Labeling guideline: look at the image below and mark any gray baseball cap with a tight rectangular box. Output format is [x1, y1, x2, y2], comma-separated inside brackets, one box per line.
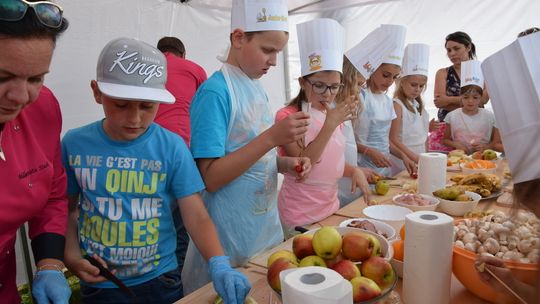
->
[96, 37, 174, 104]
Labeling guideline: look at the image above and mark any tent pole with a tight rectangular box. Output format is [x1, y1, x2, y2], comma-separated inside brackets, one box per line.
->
[283, 43, 291, 102]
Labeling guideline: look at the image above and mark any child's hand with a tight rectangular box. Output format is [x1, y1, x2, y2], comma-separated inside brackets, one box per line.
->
[292, 156, 311, 182]
[68, 254, 113, 283]
[366, 148, 392, 168]
[475, 255, 514, 291]
[429, 118, 440, 132]
[323, 101, 353, 127]
[360, 167, 378, 184]
[269, 111, 310, 146]
[351, 167, 371, 205]
[402, 156, 417, 176]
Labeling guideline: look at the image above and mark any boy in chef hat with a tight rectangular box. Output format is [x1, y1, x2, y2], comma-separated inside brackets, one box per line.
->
[346, 24, 415, 177]
[389, 43, 431, 175]
[442, 60, 504, 154]
[183, 0, 311, 294]
[475, 32, 540, 303]
[275, 18, 371, 237]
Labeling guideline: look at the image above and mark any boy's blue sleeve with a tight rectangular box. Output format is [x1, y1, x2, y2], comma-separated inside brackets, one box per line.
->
[61, 131, 81, 196]
[190, 73, 231, 159]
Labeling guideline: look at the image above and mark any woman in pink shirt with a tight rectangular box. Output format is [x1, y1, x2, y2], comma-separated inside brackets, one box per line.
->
[275, 18, 370, 237]
[0, 1, 70, 303]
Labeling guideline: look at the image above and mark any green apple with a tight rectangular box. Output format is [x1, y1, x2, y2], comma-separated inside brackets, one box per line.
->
[350, 276, 382, 302]
[292, 234, 315, 260]
[299, 255, 327, 267]
[312, 226, 343, 259]
[375, 180, 390, 195]
[482, 149, 498, 160]
[267, 249, 298, 268]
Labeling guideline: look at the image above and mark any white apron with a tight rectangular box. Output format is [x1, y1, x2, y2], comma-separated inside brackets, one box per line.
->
[182, 64, 283, 294]
[390, 98, 429, 175]
[354, 89, 395, 176]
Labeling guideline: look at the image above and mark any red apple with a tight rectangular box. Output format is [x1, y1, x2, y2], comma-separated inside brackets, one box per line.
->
[342, 232, 373, 262]
[350, 276, 381, 302]
[330, 259, 360, 281]
[267, 249, 298, 267]
[360, 256, 396, 290]
[364, 233, 382, 257]
[324, 252, 344, 269]
[299, 255, 327, 267]
[267, 257, 298, 292]
[293, 234, 315, 260]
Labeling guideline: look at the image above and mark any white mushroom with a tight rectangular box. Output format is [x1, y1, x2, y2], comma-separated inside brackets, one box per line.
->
[502, 250, 523, 261]
[502, 220, 515, 231]
[463, 232, 477, 244]
[484, 238, 500, 255]
[518, 239, 534, 254]
[455, 240, 465, 248]
[495, 252, 505, 258]
[500, 245, 509, 253]
[478, 245, 487, 254]
[507, 235, 519, 250]
[480, 252, 494, 258]
[527, 249, 540, 263]
[465, 242, 477, 253]
[456, 228, 468, 240]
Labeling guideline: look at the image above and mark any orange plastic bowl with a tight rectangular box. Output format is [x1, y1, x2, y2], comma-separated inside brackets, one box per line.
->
[452, 245, 539, 303]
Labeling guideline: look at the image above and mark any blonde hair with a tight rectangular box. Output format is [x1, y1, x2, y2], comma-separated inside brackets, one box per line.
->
[393, 75, 427, 114]
[335, 56, 363, 113]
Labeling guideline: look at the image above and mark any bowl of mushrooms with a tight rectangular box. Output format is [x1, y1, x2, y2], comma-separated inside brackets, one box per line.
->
[452, 210, 540, 303]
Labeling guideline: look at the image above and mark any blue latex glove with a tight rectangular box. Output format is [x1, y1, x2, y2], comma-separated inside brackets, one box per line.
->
[32, 270, 71, 304]
[208, 256, 251, 304]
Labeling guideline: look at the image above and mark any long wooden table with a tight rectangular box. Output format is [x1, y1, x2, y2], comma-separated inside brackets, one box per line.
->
[178, 166, 511, 303]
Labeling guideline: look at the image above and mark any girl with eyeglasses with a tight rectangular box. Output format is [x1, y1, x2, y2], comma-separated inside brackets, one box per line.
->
[0, 0, 70, 303]
[275, 19, 371, 237]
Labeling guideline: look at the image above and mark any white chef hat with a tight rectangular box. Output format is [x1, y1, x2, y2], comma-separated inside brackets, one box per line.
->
[297, 18, 345, 77]
[461, 60, 484, 89]
[345, 24, 407, 79]
[482, 32, 540, 184]
[230, 0, 288, 33]
[402, 43, 429, 77]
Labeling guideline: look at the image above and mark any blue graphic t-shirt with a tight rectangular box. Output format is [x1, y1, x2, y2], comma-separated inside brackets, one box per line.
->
[62, 121, 205, 287]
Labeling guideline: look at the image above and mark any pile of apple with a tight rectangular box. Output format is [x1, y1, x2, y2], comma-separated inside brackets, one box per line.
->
[266, 226, 396, 302]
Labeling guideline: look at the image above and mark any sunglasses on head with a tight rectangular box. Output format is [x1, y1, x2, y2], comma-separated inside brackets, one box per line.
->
[0, 0, 63, 28]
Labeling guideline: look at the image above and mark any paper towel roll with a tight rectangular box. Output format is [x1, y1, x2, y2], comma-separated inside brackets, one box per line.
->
[280, 266, 353, 304]
[417, 153, 447, 195]
[402, 211, 454, 304]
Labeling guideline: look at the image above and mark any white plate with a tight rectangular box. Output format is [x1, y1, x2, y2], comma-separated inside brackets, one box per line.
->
[363, 205, 413, 222]
[338, 218, 396, 240]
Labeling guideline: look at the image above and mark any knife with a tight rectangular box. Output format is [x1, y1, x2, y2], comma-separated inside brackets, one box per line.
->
[85, 255, 135, 297]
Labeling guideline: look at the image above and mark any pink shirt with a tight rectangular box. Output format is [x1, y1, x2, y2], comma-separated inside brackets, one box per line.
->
[0, 87, 68, 302]
[275, 106, 345, 227]
[154, 52, 207, 145]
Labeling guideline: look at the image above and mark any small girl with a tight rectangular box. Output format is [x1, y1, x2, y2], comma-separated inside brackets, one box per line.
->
[443, 60, 503, 154]
[336, 56, 377, 207]
[348, 25, 415, 177]
[275, 18, 370, 236]
[389, 43, 430, 175]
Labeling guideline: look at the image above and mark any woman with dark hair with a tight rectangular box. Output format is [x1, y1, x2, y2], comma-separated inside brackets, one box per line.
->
[429, 31, 489, 152]
[0, 1, 70, 302]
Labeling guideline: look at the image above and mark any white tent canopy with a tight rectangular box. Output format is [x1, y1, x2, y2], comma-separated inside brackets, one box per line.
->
[47, 0, 539, 135]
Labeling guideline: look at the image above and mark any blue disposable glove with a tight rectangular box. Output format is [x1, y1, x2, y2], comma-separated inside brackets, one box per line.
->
[208, 256, 251, 304]
[32, 270, 71, 304]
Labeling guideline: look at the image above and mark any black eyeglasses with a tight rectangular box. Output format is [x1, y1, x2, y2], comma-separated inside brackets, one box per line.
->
[0, 0, 63, 28]
[305, 79, 344, 95]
